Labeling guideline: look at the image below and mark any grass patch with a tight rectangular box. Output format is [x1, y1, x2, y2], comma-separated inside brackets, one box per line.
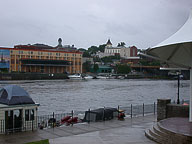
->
[26, 139, 49, 144]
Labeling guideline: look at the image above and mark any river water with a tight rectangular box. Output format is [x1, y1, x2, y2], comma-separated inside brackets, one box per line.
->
[0, 79, 190, 115]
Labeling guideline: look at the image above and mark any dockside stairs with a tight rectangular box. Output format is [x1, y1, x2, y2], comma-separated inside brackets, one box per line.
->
[145, 119, 192, 144]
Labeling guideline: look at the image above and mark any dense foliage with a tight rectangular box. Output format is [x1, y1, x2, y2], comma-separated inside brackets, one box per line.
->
[82, 44, 106, 57]
[101, 55, 120, 63]
[93, 64, 99, 73]
[83, 61, 91, 72]
[116, 64, 131, 74]
[139, 60, 160, 66]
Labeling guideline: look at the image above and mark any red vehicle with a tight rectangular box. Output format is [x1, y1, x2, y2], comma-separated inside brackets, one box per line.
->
[61, 116, 71, 124]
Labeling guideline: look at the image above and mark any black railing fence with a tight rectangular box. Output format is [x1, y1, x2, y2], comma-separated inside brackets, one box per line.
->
[0, 103, 157, 134]
[120, 103, 156, 117]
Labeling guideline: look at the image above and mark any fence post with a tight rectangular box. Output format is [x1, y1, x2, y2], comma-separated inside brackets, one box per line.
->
[53, 112, 54, 129]
[131, 104, 132, 118]
[154, 102, 156, 115]
[0, 120, 1, 133]
[32, 120, 33, 131]
[71, 110, 73, 126]
[88, 108, 90, 124]
[143, 103, 144, 117]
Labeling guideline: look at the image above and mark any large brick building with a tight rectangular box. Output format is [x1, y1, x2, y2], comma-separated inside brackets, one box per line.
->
[0, 39, 82, 74]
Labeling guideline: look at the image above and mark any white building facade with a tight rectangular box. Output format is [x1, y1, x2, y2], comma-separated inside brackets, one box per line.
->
[100, 39, 138, 59]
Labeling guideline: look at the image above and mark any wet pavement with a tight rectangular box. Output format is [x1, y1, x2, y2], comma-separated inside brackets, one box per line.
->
[159, 117, 192, 136]
[0, 114, 156, 144]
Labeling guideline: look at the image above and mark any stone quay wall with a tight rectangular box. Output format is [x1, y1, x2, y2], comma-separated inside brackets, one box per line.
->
[157, 99, 189, 121]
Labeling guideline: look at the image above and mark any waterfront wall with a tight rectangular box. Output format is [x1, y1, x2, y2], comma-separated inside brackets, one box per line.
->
[0, 73, 68, 80]
[167, 104, 189, 118]
[157, 99, 189, 121]
[157, 99, 171, 121]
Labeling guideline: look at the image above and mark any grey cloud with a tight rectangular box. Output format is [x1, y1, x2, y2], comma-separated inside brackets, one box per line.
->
[0, 0, 192, 49]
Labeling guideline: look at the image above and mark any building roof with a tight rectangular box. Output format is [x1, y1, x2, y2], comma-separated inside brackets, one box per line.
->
[106, 39, 112, 45]
[0, 85, 35, 105]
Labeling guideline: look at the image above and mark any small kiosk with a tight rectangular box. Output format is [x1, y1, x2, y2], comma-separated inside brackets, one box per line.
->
[0, 85, 39, 134]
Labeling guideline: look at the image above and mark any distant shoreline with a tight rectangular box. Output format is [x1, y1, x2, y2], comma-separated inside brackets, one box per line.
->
[0, 73, 186, 80]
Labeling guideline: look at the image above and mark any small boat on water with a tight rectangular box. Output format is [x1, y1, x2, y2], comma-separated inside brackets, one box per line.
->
[68, 74, 83, 79]
[83, 75, 93, 79]
[96, 76, 108, 79]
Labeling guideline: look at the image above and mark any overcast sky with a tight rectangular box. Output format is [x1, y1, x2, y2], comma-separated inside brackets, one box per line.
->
[0, 0, 192, 49]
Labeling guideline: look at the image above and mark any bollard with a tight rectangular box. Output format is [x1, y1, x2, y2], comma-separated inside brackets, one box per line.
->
[143, 103, 144, 117]
[131, 104, 132, 118]
[154, 102, 156, 115]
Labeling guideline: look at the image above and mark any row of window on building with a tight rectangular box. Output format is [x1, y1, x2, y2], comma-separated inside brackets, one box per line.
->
[12, 50, 81, 57]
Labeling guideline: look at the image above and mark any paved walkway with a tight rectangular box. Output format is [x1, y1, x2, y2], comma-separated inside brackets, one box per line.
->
[0, 114, 156, 144]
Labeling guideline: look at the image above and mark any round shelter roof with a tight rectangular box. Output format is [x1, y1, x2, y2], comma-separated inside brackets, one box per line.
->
[0, 85, 35, 105]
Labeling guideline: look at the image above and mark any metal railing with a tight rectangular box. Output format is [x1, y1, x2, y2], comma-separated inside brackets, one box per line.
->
[0, 102, 157, 134]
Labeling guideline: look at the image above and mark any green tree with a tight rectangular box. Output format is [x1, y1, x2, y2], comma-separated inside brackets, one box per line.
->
[116, 64, 131, 74]
[101, 55, 120, 63]
[83, 51, 91, 57]
[98, 44, 106, 52]
[87, 46, 98, 54]
[83, 61, 91, 72]
[93, 64, 99, 73]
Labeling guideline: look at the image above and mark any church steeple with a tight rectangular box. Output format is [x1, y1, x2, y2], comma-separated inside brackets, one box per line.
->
[57, 38, 63, 48]
[106, 39, 112, 47]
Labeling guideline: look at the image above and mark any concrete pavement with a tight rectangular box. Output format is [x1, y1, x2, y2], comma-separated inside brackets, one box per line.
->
[0, 114, 156, 144]
[49, 114, 157, 144]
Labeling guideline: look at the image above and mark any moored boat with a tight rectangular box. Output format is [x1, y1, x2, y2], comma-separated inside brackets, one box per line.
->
[68, 74, 84, 79]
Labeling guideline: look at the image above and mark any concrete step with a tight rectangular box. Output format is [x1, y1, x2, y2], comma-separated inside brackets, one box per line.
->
[157, 122, 173, 136]
[148, 127, 162, 140]
[153, 124, 167, 138]
[157, 121, 192, 144]
[145, 129, 161, 144]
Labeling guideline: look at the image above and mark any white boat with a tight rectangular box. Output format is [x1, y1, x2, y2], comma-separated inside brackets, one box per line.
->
[96, 76, 108, 79]
[83, 75, 93, 79]
[68, 74, 83, 79]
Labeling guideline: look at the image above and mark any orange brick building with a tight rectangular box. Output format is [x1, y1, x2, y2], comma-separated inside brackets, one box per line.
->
[0, 39, 82, 74]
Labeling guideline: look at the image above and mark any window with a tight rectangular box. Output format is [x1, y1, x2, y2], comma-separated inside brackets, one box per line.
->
[25, 110, 29, 121]
[30, 109, 34, 120]
[25, 109, 35, 121]
[19, 51, 23, 54]
[11, 59, 14, 64]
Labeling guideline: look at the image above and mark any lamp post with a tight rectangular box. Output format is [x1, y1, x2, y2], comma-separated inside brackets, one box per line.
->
[177, 72, 180, 104]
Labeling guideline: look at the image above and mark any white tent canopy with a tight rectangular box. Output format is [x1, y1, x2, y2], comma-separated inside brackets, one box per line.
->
[153, 9, 192, 48]
[147, 9, 192, 69]
[145, 9, 192, 122]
